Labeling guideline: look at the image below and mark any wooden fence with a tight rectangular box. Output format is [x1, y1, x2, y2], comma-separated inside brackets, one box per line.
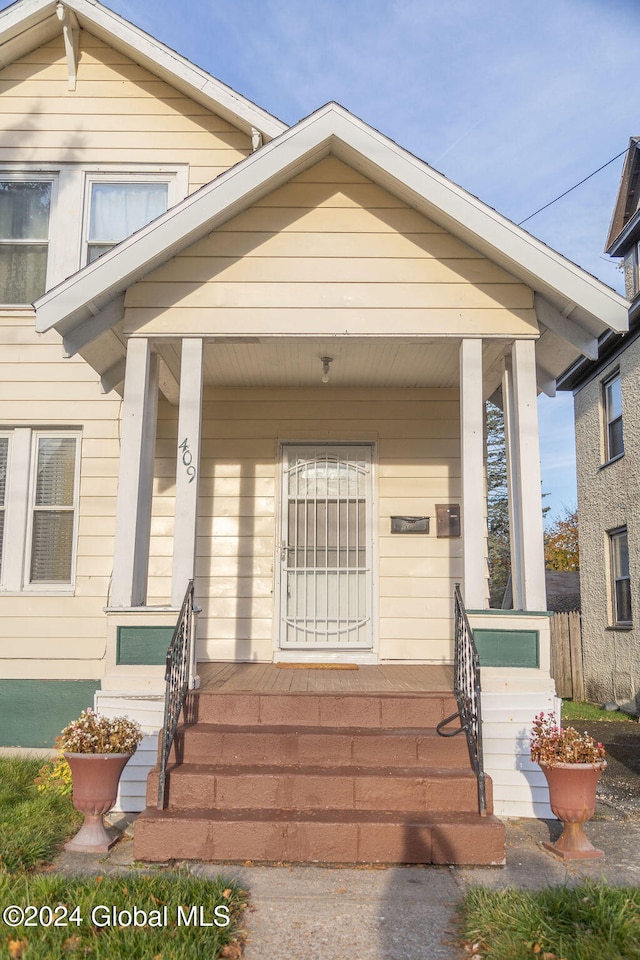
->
[550, 610, 584, 701]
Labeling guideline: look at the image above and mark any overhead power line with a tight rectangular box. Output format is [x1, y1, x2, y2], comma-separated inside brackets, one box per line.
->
[518, 148, 628, 226]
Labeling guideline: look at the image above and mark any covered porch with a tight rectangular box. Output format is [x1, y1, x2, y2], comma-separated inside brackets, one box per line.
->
[95, 333, 558, 823]
[102, 332, 548, 687]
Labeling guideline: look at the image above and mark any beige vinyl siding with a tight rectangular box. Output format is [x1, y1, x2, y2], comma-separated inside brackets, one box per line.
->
[0, 314, 119, 677]
[0, 33, 251, 189]
[148, 386, 460, 663]
[125, 157, 537, 339]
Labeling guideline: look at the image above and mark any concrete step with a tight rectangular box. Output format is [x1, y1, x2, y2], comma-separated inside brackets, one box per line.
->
[184, 690, 459, 729]
[133, 806, 506, 865]
[147, 762, 488, 813]
[169, 722, 470, 768]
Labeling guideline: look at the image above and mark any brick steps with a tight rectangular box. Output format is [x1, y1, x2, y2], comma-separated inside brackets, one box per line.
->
[134, 688, 505, 866]
[184, 691, 459, 728]
[147, 762, 486, 813]
[171, 723, 470, 767]
[134, 806, 506, 865]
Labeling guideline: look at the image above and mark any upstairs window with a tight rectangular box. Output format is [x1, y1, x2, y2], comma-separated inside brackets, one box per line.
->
[86, 181, 169, 263]
[603, 371, 623, 462]
[0, 164, 185, 302]
[609, 527, 631, 627]
[0, 180, 52, 304]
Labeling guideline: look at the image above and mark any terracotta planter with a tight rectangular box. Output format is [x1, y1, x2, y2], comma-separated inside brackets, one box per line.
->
[64, 752, 132, 852]
[540, 761, 606, 860]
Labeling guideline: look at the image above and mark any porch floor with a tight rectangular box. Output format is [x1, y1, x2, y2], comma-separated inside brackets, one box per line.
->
[196, 662, 454, 694]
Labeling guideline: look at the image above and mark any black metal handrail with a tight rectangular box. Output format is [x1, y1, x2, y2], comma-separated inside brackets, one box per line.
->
[157, 580, 195, 809]
[436, 583, 487, 815]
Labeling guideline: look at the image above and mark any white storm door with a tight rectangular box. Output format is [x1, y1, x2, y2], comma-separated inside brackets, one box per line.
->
[279, 444, 373, 650]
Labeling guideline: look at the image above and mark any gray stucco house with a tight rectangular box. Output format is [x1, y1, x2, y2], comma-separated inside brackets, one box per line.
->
[558, 137, 640, 713]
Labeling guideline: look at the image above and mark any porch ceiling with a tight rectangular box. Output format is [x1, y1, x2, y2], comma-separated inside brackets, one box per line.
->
[154, 336, 509, 394]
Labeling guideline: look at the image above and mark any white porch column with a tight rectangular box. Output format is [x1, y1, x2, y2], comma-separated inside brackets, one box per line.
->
[503, 339, 546, 610]
[171, 338, 204, 607]
[111, 338, 159, 607]
[502, 354, 523, 610]
[459, 338, 487, 608]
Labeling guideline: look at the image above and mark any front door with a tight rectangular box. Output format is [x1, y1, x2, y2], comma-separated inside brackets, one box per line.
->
[278, 444, 373, 655]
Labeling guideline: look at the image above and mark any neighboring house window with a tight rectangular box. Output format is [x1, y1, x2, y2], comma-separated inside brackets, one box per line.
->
[603, 371, 623, 461]
[609, 527, 631, 626]
[0, 179, 52, 304]
[86, 180, 169, 263]
[0, 430, 80, 591]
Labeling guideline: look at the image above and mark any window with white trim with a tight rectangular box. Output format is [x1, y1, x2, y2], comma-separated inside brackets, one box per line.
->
[29, 435, 78, 582]
[603, 371, 624, 462]
[0, 179, 53, 304]
[0, 165, 187, 304]
[85, 177, 169, 264]
[0, 429, 80, 591]
[609, 526, 631, 627]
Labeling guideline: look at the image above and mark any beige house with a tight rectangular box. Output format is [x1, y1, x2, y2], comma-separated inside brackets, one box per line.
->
[0, 0, 629, 860]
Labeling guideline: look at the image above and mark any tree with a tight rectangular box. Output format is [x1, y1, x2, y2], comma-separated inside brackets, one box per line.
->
[545, 507, 579, 571]
[486, 402, 510, 607]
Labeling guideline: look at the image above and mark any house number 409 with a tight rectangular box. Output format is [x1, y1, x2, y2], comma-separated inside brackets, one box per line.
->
[179, 437, 196, 483]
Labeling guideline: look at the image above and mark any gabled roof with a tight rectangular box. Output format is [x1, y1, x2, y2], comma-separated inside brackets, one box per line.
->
[0, 0, 286, 140]
[606, 137, 640, 256]
[35, 101, 629, 359]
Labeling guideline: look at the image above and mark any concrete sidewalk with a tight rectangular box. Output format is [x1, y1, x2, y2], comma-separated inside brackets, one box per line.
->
[51, 816, 640, 960]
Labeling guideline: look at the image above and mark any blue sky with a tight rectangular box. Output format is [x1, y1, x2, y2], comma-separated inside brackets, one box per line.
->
[7, 0, 639, 519]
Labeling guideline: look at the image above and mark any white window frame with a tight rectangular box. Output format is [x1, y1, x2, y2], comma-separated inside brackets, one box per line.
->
[0, 173, 57, 307]
[602, 369, 624, 463]
[0, 163, 188, 306]
[81, 171, 180, 267]
[609, 526, 632, 628]
[0, 428, 81, 594]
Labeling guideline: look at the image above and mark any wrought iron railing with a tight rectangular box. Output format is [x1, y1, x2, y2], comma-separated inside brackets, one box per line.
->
[436, 583, 487, 815]
[157, 580, 195, 809]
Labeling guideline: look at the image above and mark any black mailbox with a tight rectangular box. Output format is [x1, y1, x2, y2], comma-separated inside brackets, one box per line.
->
[390, 516, 430, 534]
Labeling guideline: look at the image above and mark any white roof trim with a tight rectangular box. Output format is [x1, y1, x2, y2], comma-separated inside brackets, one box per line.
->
[0, 0, 286, 139]
[35, 102, 629, 339]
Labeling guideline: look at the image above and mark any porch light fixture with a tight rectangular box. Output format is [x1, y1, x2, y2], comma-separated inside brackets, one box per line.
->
[320, 356, 333, 384]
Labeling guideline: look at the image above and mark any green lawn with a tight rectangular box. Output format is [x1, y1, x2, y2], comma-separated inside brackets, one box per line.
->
[0, 873, 248, 960]
[562, 700, 636, 723]
[461, 883, 640, 960]
[0, 755, 249, 959]
[0, 755, 82, 872]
